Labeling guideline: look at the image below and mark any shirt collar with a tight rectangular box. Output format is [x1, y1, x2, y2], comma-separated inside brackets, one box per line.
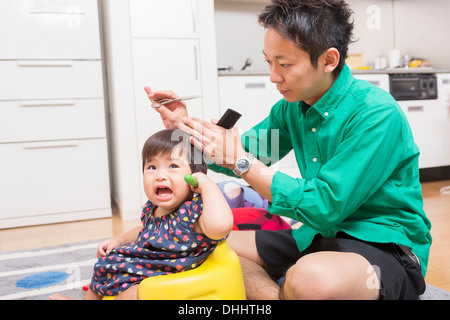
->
[308, 64, 354, 119]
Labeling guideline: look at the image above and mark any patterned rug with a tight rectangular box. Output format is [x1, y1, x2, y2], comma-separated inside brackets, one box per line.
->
[0, 239, 104, 300]
[1, 237, 449, 300]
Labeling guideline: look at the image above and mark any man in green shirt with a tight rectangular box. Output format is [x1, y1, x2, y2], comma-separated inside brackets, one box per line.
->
[145, 0, 431, 300]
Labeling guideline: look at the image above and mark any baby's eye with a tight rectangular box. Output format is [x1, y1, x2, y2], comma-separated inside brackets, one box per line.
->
[147, 165, 156, 170]
[169, 164, 179, 169]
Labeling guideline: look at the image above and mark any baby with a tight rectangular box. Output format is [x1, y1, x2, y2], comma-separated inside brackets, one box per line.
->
[51, 129, 233, 300]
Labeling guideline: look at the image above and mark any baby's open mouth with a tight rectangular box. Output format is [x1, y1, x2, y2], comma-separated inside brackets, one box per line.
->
[156, 186, 173, 196]
[154, 186, 173, 201]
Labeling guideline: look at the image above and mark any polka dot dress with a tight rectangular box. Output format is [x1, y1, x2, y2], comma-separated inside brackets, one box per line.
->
[90, 195, 219, 296]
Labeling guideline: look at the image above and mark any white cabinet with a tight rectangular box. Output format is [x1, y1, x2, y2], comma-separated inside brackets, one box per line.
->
[218, 75, 301, 178]
[398, 73, 450, 169]
[0, 0, 111, 229]
[101, 0, 220, 219]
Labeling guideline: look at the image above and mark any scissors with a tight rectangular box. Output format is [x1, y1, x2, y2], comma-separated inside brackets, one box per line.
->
[152, 95, 201, 108]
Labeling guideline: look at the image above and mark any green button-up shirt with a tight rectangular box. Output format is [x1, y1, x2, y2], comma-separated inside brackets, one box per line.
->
[211, 65, 432, 276]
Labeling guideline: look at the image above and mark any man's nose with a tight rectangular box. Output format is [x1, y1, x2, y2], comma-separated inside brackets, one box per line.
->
[270, 66, 283, 83]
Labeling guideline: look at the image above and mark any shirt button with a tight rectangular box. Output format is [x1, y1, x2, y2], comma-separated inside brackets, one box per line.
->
[313, 157, 318, 163]
[324, 112, 329, 117]
[312, 128, 316, 132]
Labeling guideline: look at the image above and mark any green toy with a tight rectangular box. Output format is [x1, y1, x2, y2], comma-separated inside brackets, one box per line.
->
[184, 174, 198, 188]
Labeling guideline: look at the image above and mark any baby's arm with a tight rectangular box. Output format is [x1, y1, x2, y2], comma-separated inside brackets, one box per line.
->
[191, 173, 233, 240]
[97, 226, 142, 258]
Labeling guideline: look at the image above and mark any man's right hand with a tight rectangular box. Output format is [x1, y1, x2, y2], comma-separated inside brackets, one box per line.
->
[144, 86, 188, 129]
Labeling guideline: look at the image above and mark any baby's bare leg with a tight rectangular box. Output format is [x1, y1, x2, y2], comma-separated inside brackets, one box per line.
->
[49, 288, 102, 300]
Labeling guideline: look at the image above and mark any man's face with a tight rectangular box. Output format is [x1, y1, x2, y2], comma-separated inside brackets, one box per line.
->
[263, 27, 330, 106]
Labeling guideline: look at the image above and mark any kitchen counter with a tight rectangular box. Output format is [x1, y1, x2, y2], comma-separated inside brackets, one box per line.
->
[218, 67, 450, 76]
[352, 68, 450, 74]
[218, 69, 270, 76]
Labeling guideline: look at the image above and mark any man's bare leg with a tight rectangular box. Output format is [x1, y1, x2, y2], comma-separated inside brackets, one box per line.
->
[228, 231, 380, 300]
[227, 230, 279, 300]
[239, 256, 280, 299]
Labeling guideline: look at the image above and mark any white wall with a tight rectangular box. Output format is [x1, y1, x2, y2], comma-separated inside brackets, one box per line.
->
[214, 1, 267, 71]
[214, 0, 450, 70]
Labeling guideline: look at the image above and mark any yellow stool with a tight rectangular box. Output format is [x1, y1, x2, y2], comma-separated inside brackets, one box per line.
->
[103, 240, 246, 300]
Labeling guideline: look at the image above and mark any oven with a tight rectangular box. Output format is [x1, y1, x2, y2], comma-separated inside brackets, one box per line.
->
[389, 73, 438, 100]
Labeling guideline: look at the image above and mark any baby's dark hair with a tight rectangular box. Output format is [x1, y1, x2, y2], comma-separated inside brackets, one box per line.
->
[142, 129, 208, 174]
[258, 0, 354, 76]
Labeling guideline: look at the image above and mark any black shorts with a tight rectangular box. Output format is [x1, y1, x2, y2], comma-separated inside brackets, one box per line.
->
[255, 230, 426, 300]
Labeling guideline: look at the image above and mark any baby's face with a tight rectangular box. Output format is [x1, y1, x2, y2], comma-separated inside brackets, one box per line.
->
[143, 150, 192, 215]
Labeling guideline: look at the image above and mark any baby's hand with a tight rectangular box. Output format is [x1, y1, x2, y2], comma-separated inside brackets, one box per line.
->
[189, 172, 214, 194]
[97, 238, 121, 258]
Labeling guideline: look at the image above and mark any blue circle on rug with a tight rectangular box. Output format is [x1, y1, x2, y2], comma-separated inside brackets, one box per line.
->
[16, 271, 69, 289]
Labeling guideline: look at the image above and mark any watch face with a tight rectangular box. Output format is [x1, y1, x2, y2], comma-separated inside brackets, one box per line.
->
[237, 158, 250, 171]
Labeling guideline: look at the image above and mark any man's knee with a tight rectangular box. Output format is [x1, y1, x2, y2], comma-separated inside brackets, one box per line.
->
[281, 252, 379, 300]
[282, 253, 344, 300]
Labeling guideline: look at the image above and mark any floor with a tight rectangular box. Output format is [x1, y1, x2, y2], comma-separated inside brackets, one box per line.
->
[1, 180, 449, 291]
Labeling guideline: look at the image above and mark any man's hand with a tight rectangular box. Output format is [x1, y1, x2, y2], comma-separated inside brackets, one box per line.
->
[144, 86, 188, 129]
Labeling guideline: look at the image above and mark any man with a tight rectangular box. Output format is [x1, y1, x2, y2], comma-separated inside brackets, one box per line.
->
[145, 0, 431, 300]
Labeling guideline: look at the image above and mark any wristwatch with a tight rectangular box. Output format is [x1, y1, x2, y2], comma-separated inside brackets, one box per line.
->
[233, 153, 255, 176]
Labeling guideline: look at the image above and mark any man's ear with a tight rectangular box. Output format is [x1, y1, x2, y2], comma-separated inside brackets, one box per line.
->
[321, 47, 340, 74]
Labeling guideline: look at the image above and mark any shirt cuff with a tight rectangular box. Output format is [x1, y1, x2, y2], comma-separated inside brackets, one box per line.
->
[268, 171, 304, 217]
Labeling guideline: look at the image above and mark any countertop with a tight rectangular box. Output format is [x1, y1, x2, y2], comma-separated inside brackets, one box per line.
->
[218, 67, 450, 76]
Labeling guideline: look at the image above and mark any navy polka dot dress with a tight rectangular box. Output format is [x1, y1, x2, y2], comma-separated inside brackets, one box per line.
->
[90, 194, 219, 296]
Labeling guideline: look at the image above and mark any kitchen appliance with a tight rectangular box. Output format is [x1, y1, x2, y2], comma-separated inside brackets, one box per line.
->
[389, 73, 438, 100]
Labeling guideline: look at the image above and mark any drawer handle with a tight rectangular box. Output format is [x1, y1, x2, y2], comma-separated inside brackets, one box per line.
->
[23, 140, 79, 150]
[407, 106, 424, 112]
[20, 100, 76, 107]
[245, 83, 266, 89]
[17, 60, 73, 67]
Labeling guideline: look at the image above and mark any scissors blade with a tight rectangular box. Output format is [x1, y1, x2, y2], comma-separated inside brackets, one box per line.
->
[153, 95, 201, 108]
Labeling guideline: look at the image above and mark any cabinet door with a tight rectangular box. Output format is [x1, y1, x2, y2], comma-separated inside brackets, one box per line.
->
[399, 100, 450, 168]
[129, 0, 198, 38]
[218, 76, 280, 132]
[0, 0, 101, 59]
[0, 139, 111, 220]
[132, 38, 203, 150]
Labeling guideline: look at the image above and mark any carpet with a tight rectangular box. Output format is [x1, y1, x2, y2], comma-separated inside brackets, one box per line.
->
[1, 238, 449, 300]
[0, 239, 104, 300]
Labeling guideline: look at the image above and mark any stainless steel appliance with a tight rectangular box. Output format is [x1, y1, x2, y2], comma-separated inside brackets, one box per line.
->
[389, 73, 438, 100]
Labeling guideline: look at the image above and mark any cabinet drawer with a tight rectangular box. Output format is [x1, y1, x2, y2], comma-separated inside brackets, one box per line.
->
[0, 139, 111, 219]
[129, 0, 198, 38]
[0, 99, 106, 143]
[0, 0, 100, 59]
[0, 60, 103, 101]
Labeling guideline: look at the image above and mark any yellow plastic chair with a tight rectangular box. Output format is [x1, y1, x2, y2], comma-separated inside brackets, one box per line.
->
[103, 240, 246, 300]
